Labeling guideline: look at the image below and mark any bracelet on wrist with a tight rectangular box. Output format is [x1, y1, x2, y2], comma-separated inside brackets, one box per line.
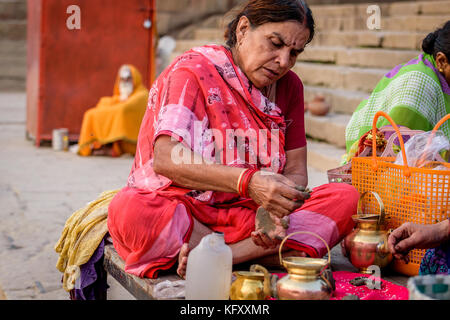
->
[237, 168, 258, 198]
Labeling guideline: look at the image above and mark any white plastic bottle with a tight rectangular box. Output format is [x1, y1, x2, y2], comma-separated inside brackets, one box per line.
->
[185, 232, 232, 300]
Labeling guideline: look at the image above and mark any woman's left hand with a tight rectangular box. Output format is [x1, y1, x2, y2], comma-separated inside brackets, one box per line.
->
[251, 229, 281, 249]
[252, 208, 287, 248]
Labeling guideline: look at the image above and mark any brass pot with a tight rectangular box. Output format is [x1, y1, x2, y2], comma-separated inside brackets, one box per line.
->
[229, 264, 272, 300]
[277, 231, 333, 300]
[342, 191, 393, 273]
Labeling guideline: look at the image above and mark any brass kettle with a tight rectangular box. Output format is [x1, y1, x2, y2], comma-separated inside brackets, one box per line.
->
[342, 191, 393, 273]
[229, 264, 274, 300]
[277, 231, 334, 300]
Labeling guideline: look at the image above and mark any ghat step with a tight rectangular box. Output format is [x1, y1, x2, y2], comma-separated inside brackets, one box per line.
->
[305, 112, 351, 149]
[0, 0, 27, 21]
[299, 46, 419, 69]
[0, 40, 26, 91]
[304, 85, 366, 115]
[293, 62, 388, 93]
[314, 14, 449, 32]
[0, 20, 27, 41]
[307, 138, 345, 173]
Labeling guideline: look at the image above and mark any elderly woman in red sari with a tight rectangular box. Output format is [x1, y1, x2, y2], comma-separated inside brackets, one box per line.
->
[108, 0, 359, 279]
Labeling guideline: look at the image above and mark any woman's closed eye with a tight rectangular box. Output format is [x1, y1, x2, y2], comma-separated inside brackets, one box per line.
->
[271, 40, 283, 48]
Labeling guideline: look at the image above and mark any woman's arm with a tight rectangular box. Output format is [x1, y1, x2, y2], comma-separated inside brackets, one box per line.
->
[153, 135, 309, 218]
[153, 135, 243, 193]
[283, 146, 308, 188]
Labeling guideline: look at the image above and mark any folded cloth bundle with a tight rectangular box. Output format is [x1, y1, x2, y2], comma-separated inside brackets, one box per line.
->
[55, 189, 119, 292]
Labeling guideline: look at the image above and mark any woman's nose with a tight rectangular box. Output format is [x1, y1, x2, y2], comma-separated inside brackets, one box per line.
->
[275, 50, 291, 69]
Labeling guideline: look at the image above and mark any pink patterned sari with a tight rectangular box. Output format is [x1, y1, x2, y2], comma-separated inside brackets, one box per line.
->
[107, 45, 358, 278]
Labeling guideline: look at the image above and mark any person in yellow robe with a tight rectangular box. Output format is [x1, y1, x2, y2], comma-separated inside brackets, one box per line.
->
[77, 64, 149, 157]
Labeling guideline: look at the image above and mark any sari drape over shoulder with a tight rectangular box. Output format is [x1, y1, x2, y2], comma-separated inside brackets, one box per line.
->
[77, 65, 149, 156]
[345, 53, 450, 152]
[108, 45, 358, 278]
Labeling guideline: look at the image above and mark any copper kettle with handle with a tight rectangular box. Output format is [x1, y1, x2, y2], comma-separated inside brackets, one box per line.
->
[342, 191, 393, 273]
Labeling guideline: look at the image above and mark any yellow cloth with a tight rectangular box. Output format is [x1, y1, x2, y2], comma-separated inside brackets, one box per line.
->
[77, 65, 149, 156]
[54, 189, 119, 292]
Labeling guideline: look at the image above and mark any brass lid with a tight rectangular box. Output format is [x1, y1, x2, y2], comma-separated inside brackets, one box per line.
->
[282, 257, 328, 274]
[234, 271, 265, 279]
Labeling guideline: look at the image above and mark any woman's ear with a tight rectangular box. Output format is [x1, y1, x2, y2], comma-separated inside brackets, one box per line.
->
[235, 16, 251, 45]
[436, 52, 448, 72]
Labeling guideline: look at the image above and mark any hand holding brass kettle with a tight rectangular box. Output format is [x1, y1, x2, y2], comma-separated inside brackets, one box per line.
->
[342, 191, 393, 273]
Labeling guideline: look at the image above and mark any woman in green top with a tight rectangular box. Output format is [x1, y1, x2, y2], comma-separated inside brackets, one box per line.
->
[344, 21, 450, 158]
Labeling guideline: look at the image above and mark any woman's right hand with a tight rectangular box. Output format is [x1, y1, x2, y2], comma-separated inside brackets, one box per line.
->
[387, 220, 450, 263]
[247, 171, 310, 219]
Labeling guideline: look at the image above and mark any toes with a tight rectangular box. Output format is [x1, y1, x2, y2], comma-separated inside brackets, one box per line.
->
[177, 243, 190, 279]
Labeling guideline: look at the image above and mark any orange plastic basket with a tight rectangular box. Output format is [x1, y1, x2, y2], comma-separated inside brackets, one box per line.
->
[352, 111, 450, 276]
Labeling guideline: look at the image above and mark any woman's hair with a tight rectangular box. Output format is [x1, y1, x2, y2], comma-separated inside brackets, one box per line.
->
[224, 0, 315, 48]
[422, 20, 450, 60]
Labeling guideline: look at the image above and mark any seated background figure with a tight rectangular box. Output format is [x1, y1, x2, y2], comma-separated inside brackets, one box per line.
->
[77, 64, 149, 157]
[343, 21, 450, 163]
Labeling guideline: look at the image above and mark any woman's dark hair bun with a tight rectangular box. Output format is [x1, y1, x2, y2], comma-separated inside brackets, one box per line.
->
[421, 20, 450, 59]
[422, 30, 438, 54]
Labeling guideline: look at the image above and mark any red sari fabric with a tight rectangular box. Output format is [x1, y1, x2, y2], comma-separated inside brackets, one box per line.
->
[107, 45, 358, 278]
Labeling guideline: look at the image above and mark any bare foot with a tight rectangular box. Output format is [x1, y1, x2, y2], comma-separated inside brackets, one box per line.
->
[92, 146, 112, 156]
[177, 243, 190, 279]
[283, 249, 308, 258]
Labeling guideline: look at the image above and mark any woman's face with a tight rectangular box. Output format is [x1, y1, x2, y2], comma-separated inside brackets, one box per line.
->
[436, 52, 450, 86]
[233, 17, 310, 89]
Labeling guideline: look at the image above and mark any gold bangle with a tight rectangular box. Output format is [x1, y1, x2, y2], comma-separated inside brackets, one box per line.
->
[236, 169, 248, 194]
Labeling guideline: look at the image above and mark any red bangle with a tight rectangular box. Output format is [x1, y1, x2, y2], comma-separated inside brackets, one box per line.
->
[239, 169, 258, 198]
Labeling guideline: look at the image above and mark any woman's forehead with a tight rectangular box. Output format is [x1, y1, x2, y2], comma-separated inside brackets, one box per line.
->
[257, 21, 309, 48]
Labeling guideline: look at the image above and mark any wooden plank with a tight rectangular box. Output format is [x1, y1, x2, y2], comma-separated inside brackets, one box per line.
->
[103, 243, 183, 300]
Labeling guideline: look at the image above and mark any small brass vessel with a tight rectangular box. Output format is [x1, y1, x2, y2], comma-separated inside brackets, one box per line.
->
[342, 191, 393, 273]
[277, 231, 333, 300]
[229, 264, 272, 300]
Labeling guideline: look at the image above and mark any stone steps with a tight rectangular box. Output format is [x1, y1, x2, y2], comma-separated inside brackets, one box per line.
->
[307, 138, 345, 173]
[0, 0, 27, 92]
[0, 55, 26, 78]
[304, 85, 366, 115]
[304, 112, 351, 148]
[0, 20, 27, 41]
[313, 14, 449, 32]
[311, 30, 427, 50]
[299, 46, 419, 69]
[0, 40, 27, 91]
[0, 0, 27, 20]
[293, 62, 388, 93]
[383, 15, 450, 32]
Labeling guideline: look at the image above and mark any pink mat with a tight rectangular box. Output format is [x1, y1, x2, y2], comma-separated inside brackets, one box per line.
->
[273, 271, 409, 300]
